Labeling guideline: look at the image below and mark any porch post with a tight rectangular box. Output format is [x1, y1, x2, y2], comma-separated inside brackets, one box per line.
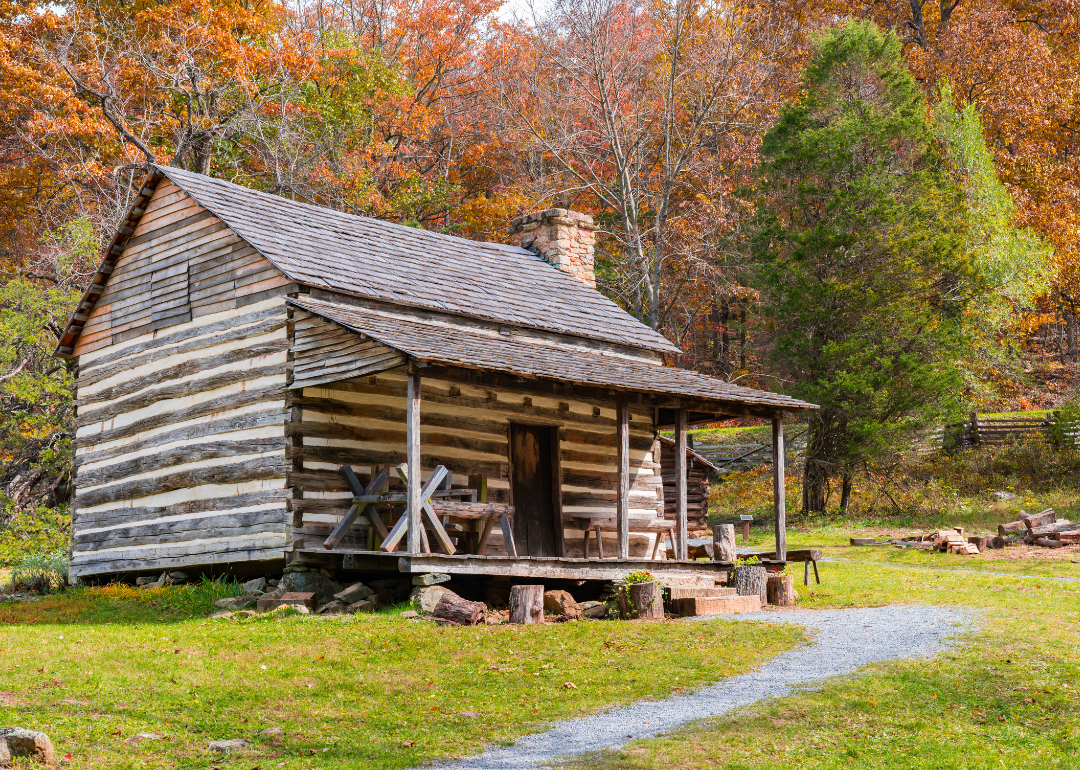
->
[675, 408, 688, 561]
[406, 369, 422, 555]
[772, 413, 786, 562]
[616, 401, 630, 560]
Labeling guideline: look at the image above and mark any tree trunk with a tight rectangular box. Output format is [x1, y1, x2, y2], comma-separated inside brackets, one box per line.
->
[713, 524, 736, 562]
[734, 565, 767, 602]
[1068, 310, 1077, 362]
[508, 585, 545, 624]
[766, 573, 796, 607]
[431, 594, 486, 626]
[840, 473, 853, 514]
[621, 581, 663, 620]
[802, 458, 828, 513]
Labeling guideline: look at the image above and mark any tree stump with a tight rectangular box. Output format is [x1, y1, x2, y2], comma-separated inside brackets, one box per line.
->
[766, 573, 796, 607]
[508, 585, 545, 624]
[431, 593, 486, 626]
[734, 565, 767, 602]
[620, 581, 663, 620]
[713, 524, 736, 563]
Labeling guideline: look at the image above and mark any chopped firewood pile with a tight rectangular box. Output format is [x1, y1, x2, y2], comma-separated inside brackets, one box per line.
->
[997, 508, 1079, 548]
[850, 531, 1002, 554]
[848, 507, 1078, 555]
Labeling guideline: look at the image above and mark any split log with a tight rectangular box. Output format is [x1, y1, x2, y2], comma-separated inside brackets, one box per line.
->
[734, 565, 767, 602]
[508, 585, 545, 624]
[621, 581, 664, 620]
[1028, 522, 1077, 537]
[1023, 509, 1057, 530]
[431, 594, 486, 626]
[967, 536, 989, 553]
[713, 524, 736, 563]
[766, 574, 797, 607]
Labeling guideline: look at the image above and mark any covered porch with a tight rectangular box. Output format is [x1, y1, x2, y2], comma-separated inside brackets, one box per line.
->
[286, 296, 814, 581]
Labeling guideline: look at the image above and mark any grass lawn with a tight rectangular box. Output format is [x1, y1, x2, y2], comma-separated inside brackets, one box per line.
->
[558, 556, 1080, 770]
[0, 583, 802, 769]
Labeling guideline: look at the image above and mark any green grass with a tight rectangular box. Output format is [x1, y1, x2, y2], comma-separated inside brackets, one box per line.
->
[556, 555, 1080, 770]
[0, 583, 802, 769]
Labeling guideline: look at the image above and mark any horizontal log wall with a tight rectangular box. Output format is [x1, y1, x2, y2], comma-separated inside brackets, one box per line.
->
[660, 448, 711, 529]
[70, 184, 292, 579]
[287, 370, 665, 558]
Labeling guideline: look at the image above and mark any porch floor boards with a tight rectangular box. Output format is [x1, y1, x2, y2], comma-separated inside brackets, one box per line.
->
[295, 549, 774, 583]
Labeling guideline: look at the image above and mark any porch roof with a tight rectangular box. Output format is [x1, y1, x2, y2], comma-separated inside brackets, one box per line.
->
[288, 296, 816, 416]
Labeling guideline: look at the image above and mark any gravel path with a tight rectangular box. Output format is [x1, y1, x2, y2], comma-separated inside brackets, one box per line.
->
[823, 556, 1080, 582]
[428, 605, 976, 770]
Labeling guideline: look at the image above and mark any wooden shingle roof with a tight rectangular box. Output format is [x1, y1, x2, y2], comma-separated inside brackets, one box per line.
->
[156, 166, 679, 354]
[289, 297, 816, 414]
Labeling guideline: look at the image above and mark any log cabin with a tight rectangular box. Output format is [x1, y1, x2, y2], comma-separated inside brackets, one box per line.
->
[57, 166, 816, 585]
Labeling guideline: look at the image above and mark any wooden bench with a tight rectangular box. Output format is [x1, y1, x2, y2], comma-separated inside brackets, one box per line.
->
[748, 548, 823, 585]
[572, 517, 674, 560]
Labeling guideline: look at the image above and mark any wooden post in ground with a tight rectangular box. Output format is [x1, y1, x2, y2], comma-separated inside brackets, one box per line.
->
[675, 408, 688, 561]
[616, 401, 630, 560]
[772, 415, 787, 562]
[508, 585, 544, 624]
[406, 369, 422, 555]
[713, 524, 736, 562]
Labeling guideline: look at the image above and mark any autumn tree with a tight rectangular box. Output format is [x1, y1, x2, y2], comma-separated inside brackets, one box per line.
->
[753, 21, 968, 513]
[822, 0, 1080, 361]
[491, 0, 797, 337]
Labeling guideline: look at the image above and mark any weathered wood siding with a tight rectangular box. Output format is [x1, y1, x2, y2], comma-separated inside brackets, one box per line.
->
[287, 366, 666, 558]
[69, 184, 293, 578]
[291, 314, 406, 389]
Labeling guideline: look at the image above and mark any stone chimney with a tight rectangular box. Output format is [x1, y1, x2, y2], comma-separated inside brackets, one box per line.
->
[509, 209, 598, 288]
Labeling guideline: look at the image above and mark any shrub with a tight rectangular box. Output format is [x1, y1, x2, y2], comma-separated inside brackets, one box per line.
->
[0, 501, 71, 564]
[10, 549, 68, 593]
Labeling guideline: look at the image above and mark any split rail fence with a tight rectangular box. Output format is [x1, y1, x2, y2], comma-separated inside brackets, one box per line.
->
[920, 412, 1078, 453]
[693, 429, 807, 476]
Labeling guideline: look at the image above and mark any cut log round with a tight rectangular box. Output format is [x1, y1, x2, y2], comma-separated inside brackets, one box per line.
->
[621, 581, 664, 620]
[431, 594, 486, 626]
[1035, 537, 1064, 549]
[713, 524, 736, 563]
[998, 521, 1026, 536]
[508, 585, 545, 624]
[734, 565, 767, 602]
[989, 536, 1006, 549]
[766, 574, 796, 607]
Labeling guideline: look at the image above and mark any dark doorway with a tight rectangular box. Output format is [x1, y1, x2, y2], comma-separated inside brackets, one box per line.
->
[509, 424, 558, 557]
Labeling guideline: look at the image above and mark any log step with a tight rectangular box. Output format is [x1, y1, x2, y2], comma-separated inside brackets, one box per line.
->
[668, 586, 737, 600]
[671, 595, 762, 616]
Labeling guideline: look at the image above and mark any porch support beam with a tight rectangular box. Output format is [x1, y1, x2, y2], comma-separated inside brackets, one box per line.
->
[772, 414, 787, 562]
[675, 408, 688, 561]
[406, 368, 422, 555]
[616, 400, 630, 560]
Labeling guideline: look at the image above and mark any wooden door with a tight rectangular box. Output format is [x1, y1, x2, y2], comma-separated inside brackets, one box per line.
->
[509, 424, 558, 557]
